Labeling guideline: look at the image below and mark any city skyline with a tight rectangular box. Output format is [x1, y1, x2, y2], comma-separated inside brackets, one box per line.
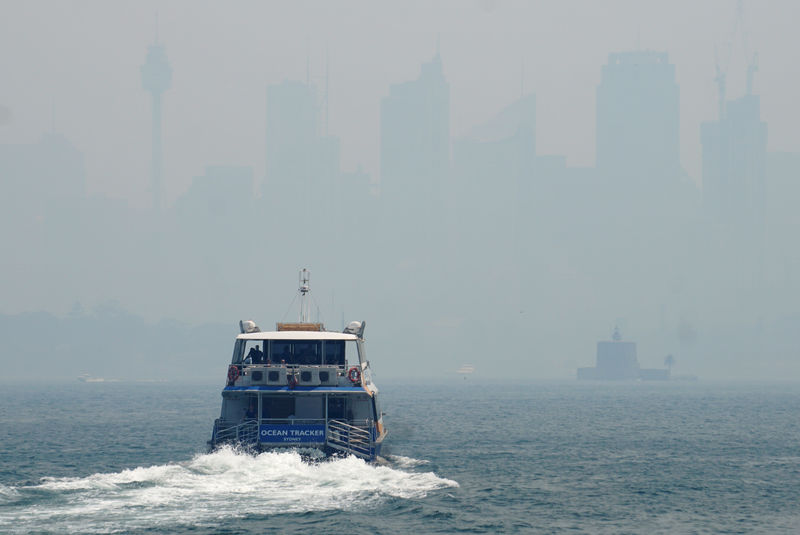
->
[0, 44, 779, 209]
[2, 1, 800, 382]
[1, 1, 798, 208]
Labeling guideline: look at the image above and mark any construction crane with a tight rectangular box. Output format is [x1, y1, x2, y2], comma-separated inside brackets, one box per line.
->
[746, 52, 759, 96]
[714, 47, 727, 120]
[713, 0, 759, 116]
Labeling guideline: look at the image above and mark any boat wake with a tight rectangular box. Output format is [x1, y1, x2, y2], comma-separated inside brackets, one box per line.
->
[0, 447, 457, 533]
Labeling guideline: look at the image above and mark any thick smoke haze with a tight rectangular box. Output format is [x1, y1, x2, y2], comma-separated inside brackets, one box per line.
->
[1, 1, 799, 382]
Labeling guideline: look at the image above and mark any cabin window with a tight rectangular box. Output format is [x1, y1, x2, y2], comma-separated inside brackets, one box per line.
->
[346, 341, 359, 366]
[324, 341, 345, 366]
[327, 396, 347, 419]
[295, 341, 321, 365]
[234, 339, 355, 366]
[231, 340, 245, 364]
[271, 340, 294, 364]
[326, 395, 372, 421]
[351, 396, 373, 421]
[270, 340, 321, 365]
[262, 396, 294, 419]
[244, 395, 258, 419]
[294, 396, 323, 419]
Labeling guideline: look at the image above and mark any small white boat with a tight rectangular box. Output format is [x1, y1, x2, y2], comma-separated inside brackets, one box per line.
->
[77, 374, 116, 383]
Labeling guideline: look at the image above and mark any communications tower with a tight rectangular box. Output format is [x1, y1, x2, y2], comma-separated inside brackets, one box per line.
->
[141, 28, 172, 212]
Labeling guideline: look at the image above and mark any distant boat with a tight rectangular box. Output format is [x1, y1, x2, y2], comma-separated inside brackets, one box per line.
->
[77, 374, 118, 383]
[457, 364, 475, 375]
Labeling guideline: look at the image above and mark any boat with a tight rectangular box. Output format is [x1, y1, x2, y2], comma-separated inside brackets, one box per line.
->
[77, 374, 118, 383]
[208, 269, 387, 461]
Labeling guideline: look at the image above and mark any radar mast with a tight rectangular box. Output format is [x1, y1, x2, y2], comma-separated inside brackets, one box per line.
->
[299, 268, 311, 323]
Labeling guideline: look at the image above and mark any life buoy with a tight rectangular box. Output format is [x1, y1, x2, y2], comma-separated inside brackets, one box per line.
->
[347, 366, 361, 384]
[227, 365, 240, 383]
[287, 374, 298, 388]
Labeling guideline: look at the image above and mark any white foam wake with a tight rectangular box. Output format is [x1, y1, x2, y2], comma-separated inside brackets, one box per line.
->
[0, 484, 19, 504]
[0, 447, 457, 533]
[386, 454, 431, 468]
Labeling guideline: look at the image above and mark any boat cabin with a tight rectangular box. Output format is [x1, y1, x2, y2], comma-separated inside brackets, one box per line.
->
[211, 323, 382, 455]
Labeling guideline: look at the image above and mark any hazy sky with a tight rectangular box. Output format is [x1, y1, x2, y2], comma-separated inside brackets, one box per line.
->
[2, 0, 799, 208]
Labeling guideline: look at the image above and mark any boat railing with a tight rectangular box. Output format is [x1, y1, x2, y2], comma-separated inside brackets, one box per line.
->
[212, 418, 375, 457]
[240, 363, 349, 370]
[211, 418, 259, 446]
[326, 419, 374, 460]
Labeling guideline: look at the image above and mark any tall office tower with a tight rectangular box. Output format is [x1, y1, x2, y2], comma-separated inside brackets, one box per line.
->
[141, 37, 172, 212]
[380, 53, 450, 234]
[264, 80, 340, 238]
[596, 51, 680, 182]
[701, 94, 767, 231]
[0, 133, 86, 223]
[452, 93, 536, 257]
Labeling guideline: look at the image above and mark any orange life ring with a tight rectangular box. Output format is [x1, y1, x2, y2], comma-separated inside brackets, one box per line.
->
[347, 366, 361, 383]
[227, 365, 240, 383]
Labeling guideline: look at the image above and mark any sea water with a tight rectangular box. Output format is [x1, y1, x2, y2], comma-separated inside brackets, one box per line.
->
[1, 381, 799, 534]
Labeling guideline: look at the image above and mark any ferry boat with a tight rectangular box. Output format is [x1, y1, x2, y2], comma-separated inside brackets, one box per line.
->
[208, 270, 387, 461]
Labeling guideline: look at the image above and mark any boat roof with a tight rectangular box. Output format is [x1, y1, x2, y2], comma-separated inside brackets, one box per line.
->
[237, 331, 359, 341]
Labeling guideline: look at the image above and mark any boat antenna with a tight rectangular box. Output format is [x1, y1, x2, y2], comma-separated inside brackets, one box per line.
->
[299, 268, 311, 322]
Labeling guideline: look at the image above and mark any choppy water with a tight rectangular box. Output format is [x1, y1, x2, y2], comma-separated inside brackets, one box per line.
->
[1, 381, 799, 533]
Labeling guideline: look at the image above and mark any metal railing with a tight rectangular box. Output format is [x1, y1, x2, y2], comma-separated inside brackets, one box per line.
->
[326, 419, 374, 460]
[211, 418, 259, 446]
[212, 417, 376, 461]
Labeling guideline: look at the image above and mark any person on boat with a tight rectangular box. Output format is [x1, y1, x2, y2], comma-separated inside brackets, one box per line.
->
[247, 345, 264, 364]
[278, 346, 292, 364]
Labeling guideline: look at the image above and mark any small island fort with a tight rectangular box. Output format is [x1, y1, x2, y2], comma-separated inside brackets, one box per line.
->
[577, 327, 670, 381]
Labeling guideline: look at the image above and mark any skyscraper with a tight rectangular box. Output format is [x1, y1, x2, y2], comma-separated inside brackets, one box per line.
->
[701, 94, 767, 230]
[141, 37, 172, 212]
[452, 93, 536, 258]
[596, 51, 680, 182]
[380, 53, 450, 231]
[264, 79, 340, 243]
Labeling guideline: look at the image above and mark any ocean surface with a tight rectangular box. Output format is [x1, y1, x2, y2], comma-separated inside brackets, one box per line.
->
[1, 380, 799, 534]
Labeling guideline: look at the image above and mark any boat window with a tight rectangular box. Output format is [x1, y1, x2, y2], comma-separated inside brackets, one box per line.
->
[324, 341, 345, 366]
[295, 341, 321, 365]
[262, 396, 295, 419]
[271, 340, 294, 364]
[270, 340, 321, 365]
[295, 396, 323, 419]
[244, 395, 258, 419]
[231, 339, 245, 364]
[346, 341, 359, 366]
[351, 395, 372, 421]
[327, 396, 347, 419]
